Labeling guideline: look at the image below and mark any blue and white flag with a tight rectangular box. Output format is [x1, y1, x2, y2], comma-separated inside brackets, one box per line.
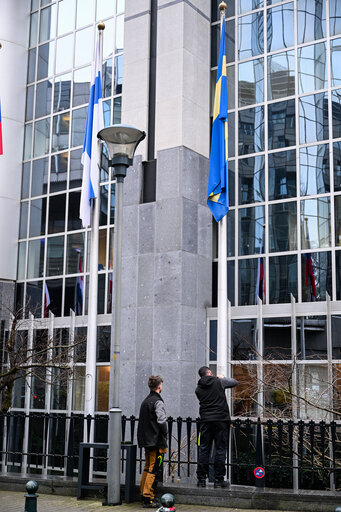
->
[79, 38, 104, 227]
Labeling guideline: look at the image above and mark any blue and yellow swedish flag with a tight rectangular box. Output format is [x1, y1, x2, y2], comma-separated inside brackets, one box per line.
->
[207, 17, 229, 223]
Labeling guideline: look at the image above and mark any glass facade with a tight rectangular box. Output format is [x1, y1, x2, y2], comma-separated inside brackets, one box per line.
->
[210, 0, 341, 419]
[13, 0, 123, 414]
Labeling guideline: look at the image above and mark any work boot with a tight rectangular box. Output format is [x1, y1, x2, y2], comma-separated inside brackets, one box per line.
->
[143, 498, 160, 508]
[214, 479, 229, 488]
[196, 478, 206, 487]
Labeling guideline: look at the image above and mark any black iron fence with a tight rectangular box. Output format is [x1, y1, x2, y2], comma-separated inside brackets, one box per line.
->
[1, 412, 341, 491]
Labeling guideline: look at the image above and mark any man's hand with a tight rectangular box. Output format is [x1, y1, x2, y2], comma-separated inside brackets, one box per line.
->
[217, 374, 225, 379]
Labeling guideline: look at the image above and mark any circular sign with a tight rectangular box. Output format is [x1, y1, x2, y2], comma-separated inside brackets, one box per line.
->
[254, 467, 265, 479]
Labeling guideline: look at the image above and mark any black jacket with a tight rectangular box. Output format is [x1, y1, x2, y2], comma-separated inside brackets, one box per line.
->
[137, 391, 168, 449]
[195, 376, 237, 422]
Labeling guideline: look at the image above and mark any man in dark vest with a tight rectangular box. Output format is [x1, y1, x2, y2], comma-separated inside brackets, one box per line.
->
[195, 366, 237, 488]
[137, 375, 168, 508]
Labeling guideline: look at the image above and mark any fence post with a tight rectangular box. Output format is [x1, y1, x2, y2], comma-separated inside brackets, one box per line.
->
[24, 480, 39, 512]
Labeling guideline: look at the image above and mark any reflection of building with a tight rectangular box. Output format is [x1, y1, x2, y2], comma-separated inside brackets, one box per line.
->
[1, 0, 341, 434]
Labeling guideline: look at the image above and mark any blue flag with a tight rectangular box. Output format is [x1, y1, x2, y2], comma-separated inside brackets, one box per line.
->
[207, 17, 229, 222]
[79, 38, 104, 227]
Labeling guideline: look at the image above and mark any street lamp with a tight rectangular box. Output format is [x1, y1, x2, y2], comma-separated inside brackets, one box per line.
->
[98, 124, 146, 505]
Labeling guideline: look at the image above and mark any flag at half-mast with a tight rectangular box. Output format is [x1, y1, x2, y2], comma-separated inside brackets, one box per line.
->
[79, 37, 104, 227]
[207, 17, 228, 223]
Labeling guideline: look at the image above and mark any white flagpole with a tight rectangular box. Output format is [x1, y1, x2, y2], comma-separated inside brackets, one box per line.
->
[84, 23, 105, 440]
[217, 2, 228, 378]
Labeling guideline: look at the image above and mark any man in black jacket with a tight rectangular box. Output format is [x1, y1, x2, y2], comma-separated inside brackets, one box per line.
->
[195, 366, 237, 488]
[137, 375, 168, 508]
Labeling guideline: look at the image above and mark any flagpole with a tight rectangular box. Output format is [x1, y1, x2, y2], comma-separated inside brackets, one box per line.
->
[217, 2, 228, 379]
[84, 22, 105, 439]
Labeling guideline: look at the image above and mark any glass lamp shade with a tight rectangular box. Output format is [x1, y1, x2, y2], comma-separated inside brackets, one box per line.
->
[97, 124, 146, 160]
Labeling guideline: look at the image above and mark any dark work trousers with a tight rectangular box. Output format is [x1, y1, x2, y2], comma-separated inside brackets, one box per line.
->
[197, 421, 229, 481]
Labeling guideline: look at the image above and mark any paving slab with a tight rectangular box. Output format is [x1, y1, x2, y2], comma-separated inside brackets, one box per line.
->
[0, 490, 296, 512]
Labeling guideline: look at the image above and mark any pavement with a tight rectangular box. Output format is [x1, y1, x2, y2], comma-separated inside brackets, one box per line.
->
[0, 489, 297, 512]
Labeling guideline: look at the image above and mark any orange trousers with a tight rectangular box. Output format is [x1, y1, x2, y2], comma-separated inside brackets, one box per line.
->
[140, 447, 167, 500]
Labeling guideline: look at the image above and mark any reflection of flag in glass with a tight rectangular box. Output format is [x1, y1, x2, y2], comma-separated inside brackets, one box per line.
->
[207, 17, 229, 222]
[76, 255, 84, 315]
[305, 253, 317, 301]
[108, 272, 113, 313]
[255, 251, 265, 304]
[44, 283, 50, 318]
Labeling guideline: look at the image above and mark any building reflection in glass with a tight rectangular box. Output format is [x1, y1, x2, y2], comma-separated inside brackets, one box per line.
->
[300, 144, 329, 196]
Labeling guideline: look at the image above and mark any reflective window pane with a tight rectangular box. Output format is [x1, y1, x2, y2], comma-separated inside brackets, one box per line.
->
[103, 99, 111, 127]
[269, 149, 296, 200]
[301, 198, 331, 249]
[269, 255, 297, 304]
[334, 196, 341, 247]
[97, 273, 105, 313]
[238, 12, 264, 59]
[114, 55, 123, 95]
[35, 80, 52, 118]
[22, 163, 31, 199]
[264, 318, 292, 358]
[26, 85, 34, 121]
[330, 0, 341, 37]
[96, 0, 114, 20]
[69, 148, 82, 188]
[26, 282, 43, 317]
[334, 142, 341, 192]
[239, 155, 265, 204]
[233, 365, 258, 416]
[55, 34, 73, 74]
[50, 152, 68, 192]
[239, 205, 265, 256]
[28, 48, 36, 84]
[336, 253, 341, 299]
[57, 0, 75, 35]
[332, 89, 341, 139]
[239, 257, 266, 304]
[75, 27, 93, 67]
[267, 3, 294, 53]
[48, 194, 66, 234]
[331, 38, 341, 86]
[72, 366, 85, 410]
[298, 42, 327, 94]
[54, 73, 71, 112]
[300, 144, 330, 196]
[96, 366, 110, 412]
[297, 317, 327, 359]
[50, 367, 67, 409]
[68, 191, 82, 231]
[64, 277, 81, 315]
[31, 157, 48, 197]
[39, 5, 56, 43]
[100, 185, 108, 226]
[30, 11, 38, 47]
[66, 232, 85, 274]
[24, 124, 33, 161]
[29, 198, 46, 237]
[45, 279, 62, 316]
[268, 99, 295, 150]
[331, 316, 341, 358]
[33, 118, 50, 158]
[301, 252, 332, 301]
[297, 0, 326, 44]
[299, 92, 328, 144]
[20, 202, 29, 239]
[73, 66, 91, 108]
[269, 201, 297, 252]
[226, 209, 235, 257]
[115, 15, 124, 53]
[37, 42, 54, 80]
[46, 236, 64, 276]
[103, 58, 112, 98]
[238, 58, 264, 107]
[52, 113, 69, 152]
[98, 229, 107, 270]
[97, 325, 110, 362]
[264, 364, 292, 415]
[27, 239, 44, 279]
[268, 50, 295, 100]
[76, 0, 94, 28]
[71, 106, 87, 147]
[239, 0, 263, 14]
[228, 111, 235, 158]
[238, 106, 264, 155]
[232, 318, 258, 360]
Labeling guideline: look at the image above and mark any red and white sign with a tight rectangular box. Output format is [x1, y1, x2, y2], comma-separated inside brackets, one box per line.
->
[254, 467, 265, 479]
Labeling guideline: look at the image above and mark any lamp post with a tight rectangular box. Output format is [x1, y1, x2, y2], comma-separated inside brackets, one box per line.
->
[97, 124, 146, 505]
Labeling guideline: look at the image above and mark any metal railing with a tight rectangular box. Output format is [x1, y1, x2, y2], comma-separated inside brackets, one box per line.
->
[1, 412, 341, 491]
